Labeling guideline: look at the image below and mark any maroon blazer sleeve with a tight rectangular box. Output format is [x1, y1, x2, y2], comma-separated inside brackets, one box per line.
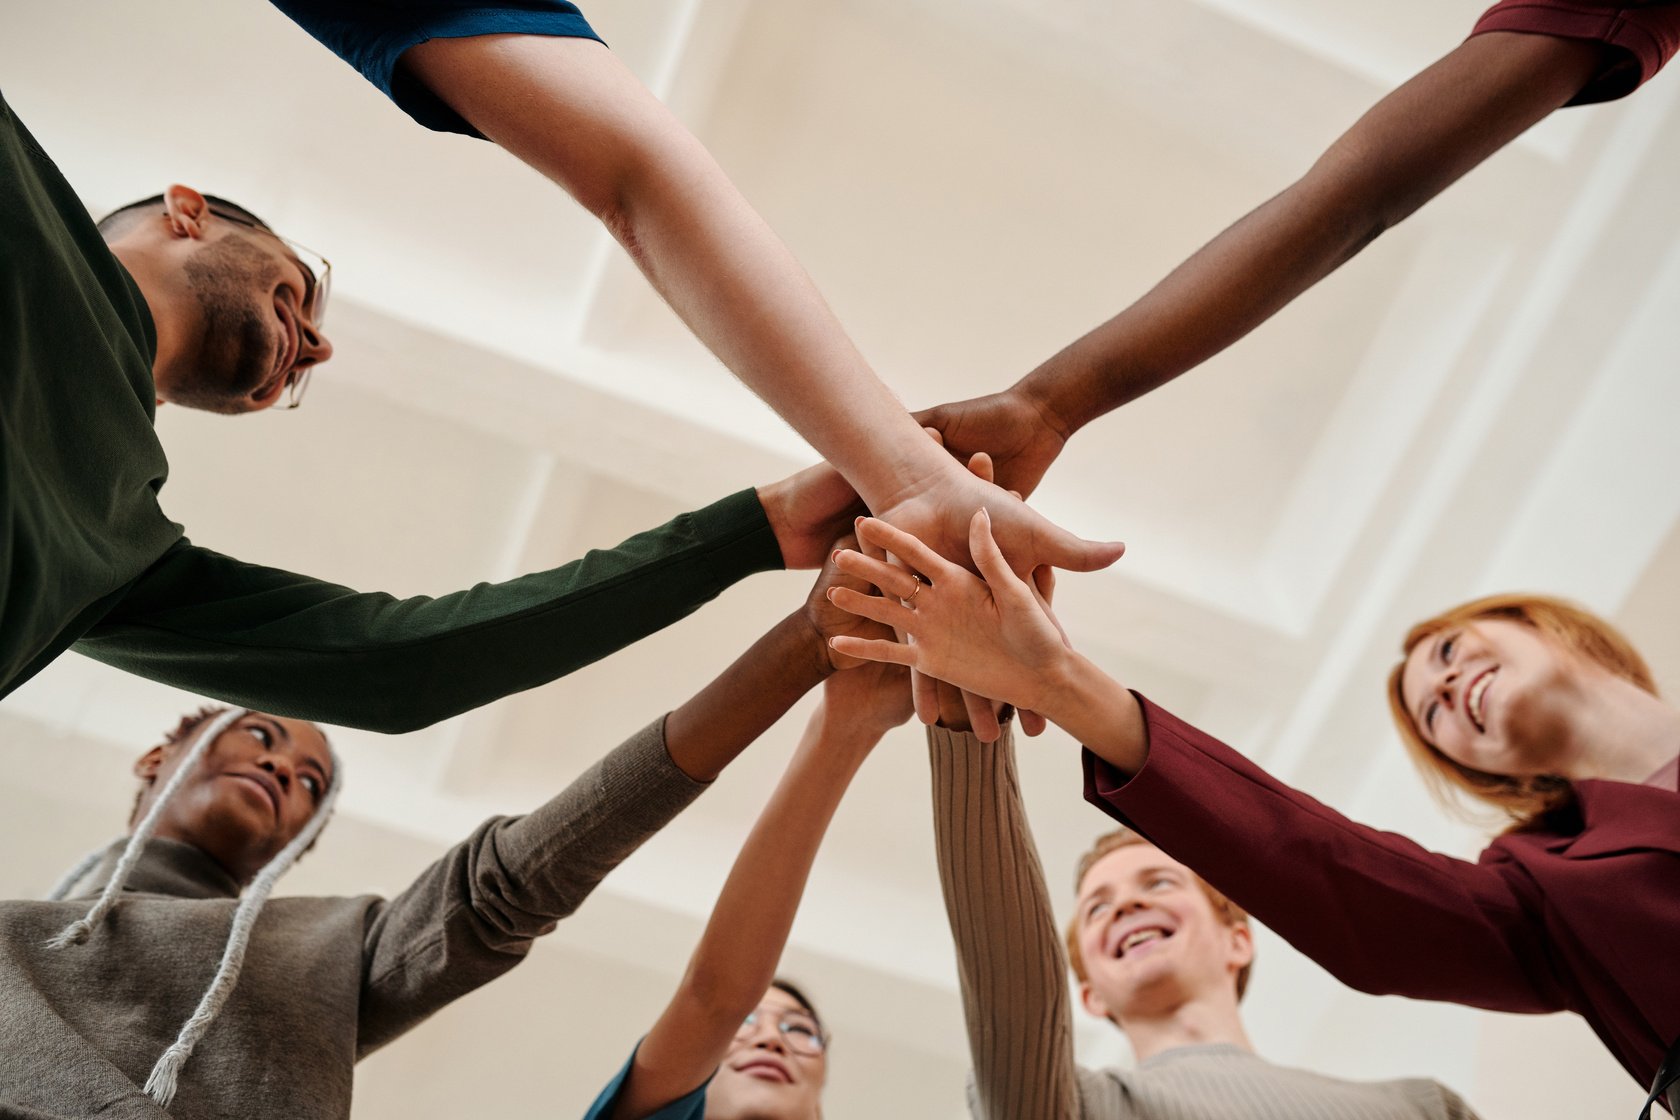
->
[1083, 694, 1571, 1015]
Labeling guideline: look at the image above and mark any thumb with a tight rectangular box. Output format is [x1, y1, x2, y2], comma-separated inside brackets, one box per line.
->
[1041, 524, 1125, 574]
[971, 508, 1034, 604]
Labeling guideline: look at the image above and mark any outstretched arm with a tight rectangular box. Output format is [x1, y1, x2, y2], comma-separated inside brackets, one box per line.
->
[360, 541, 885, 1051]
[931, 716, 1120, 1119]
[827, 515, 1567, 1015]
[403, 34, 943, 510]
[609, 636, 911, 1117]
[68, 458, 880, 732]
[401, 35, 1122, 581]
[917, 31, 1606, 495]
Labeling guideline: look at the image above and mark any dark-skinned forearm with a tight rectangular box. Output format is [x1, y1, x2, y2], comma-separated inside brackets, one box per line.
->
[662, 611, 832, 782]
[1019, 33, 1603, 437]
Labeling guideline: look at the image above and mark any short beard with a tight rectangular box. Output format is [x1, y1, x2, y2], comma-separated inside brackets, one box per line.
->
[170, 235, 281, 414]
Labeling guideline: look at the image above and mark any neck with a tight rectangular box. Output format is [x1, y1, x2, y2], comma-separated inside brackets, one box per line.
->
[1556, 674, 1680, 784]
[107, 239, 184, 385]
[1115, 989, 1253, 1064]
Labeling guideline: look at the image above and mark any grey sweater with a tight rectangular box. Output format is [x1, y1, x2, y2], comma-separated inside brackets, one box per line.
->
[0, 719, 704, 1119]
[927, 725, 1480, 1120]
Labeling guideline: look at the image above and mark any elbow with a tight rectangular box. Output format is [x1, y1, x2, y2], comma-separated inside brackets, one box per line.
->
[569, 144, 655, 265]
[675, 960, 764, 1028]
[1301, 145, 1417, 259]
[336, 701, 443, 737]
[323, 689, 459, 736]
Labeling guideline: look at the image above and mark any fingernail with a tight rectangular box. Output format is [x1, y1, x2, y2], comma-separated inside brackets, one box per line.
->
[831, 549, 842, 564]
[854, 515, 865, 526]
[980, 508, 991, 525]
[826, 588, 837, 600]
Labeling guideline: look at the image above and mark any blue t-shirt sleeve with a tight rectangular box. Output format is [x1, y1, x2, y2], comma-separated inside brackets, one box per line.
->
[269, 0, 604, 137]
[582, 1043, 710, 1120]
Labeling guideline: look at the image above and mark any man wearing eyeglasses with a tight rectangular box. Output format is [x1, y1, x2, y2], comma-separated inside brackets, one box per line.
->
[97, 188, 333, 413]
[0, 90, 858, 731]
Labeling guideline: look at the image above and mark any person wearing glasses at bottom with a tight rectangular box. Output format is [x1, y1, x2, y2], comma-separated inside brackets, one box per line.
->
[580, 573, 912, 1120]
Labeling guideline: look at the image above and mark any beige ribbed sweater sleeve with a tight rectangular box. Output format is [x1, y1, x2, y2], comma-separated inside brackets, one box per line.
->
[930, 724, 1120, 1120]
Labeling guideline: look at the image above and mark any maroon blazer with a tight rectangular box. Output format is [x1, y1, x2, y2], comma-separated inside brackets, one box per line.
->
[1084, 694, 1680, 1091]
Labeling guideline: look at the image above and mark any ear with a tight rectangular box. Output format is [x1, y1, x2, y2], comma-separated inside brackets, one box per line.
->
[1227, 921, 1255, 974]
[132, 745, 170, 795]
[1078, 979, 1111, 1021]
[133, 745, 167, 783]
[162, 184, 211, 240]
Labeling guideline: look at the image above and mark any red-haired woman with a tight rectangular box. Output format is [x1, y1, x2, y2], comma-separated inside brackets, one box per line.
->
[824, 512, 1680, 1111]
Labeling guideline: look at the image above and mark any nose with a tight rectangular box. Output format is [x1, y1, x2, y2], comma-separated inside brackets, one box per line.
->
[747, 1020, 787, 1054]
[257, 754, 293, 794]
[1434, 665, 1460, 713]
[297, 317, 333, 367]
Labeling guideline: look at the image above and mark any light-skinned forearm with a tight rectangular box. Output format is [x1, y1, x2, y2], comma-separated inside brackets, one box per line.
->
[1037, 653, 1150, 776]
[404, 35, 949, 508]
[672, 700, 873, 1022]
[1017, 33, 1603, 437]
[615, 700, 881, 1118]
[663, 611, 831, 782]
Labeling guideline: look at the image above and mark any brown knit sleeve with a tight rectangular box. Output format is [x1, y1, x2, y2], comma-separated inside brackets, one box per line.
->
[930, 724, 1115, 1120]
[356, 717, 706, 1054]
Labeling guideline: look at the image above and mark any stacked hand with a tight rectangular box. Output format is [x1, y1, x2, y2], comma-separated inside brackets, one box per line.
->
[913, 385, 1070, 500]
[824, 510, 1078, 741]
[872, 460, 1121, 582]
[760, 410, 1110, 578]
[775, 408, 1113, 740]
[802, 534, 914, 735]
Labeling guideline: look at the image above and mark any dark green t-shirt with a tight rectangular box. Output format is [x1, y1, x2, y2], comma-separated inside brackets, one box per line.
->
[0, 93, 783, 730]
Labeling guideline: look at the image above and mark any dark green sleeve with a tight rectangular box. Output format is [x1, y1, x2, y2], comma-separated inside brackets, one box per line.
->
[73, 489, 782, 732]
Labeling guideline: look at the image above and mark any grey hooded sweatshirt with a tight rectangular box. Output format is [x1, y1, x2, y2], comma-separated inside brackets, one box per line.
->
[0, 719, 701, 1118]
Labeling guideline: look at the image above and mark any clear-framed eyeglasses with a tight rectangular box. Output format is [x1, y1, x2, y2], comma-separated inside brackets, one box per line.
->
[735, 1008, 828, 1056]
[207, 205, 332, 410]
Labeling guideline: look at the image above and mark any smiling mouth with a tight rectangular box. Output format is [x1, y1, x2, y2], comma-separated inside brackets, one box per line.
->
[735, 1061, 793, 1084]
[1115, 926, 1174, 959]
[1466, 669, 1495, 734]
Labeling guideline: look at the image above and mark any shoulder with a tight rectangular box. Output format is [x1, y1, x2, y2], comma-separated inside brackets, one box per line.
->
[582, 1040, 710, 1120]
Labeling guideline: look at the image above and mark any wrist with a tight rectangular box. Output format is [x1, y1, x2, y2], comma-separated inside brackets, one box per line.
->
[784, 609, 841, 683]
[1042, 654, 1147, 773]
[862, 434, 965, 516]
[1016, 377, 1080, 443]
[814, 701, 890, 754]
[755, 481, 795, 568]
[1033, 650, 1103, 726]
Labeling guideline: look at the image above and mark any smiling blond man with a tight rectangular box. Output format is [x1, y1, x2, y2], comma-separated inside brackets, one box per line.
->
[929, 722, 1480, 1120]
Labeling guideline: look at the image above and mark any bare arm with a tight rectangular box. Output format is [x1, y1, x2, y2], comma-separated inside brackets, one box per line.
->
[611, 657, 911, 1118]
[918, 32, 1606, 495]
[401, 35, 944, 508]
[403, 35, 1123, 579]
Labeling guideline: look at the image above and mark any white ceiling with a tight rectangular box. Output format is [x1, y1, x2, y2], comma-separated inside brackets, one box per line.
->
[4, 0, 1677, 1114]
